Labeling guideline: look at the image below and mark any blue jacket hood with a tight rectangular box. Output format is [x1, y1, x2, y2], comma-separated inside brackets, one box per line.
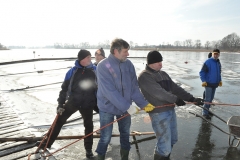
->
[64, 60, 96, 81]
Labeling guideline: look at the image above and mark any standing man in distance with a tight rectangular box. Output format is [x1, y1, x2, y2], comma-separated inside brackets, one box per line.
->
[138, 50, 203, 160]
[200, 49, 222, 119]
[43, 49, 97, 159]
[95, 38, 154, 160]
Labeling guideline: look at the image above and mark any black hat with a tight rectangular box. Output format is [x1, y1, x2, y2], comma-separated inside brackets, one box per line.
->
[147, 51, 163, 65]
[95, 48, 105, 58]
[78, 49, 91, 61]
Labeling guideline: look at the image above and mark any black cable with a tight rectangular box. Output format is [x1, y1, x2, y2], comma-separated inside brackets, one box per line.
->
[0, 82, 63, 92]
[0, 67, 71, 76]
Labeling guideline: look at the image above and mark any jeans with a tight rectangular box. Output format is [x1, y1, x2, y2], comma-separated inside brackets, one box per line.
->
[202, 87, 216, 115]
[149, 109, 178, 157]
[49, 102, 93, 150]
[95, 111, 131, 155]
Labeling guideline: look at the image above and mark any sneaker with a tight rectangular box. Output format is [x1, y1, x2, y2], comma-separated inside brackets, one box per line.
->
[203, 115, 211, 120]
[86, 150, 94, 158]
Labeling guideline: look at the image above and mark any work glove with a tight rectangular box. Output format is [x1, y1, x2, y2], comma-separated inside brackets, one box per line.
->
[192, 98, 204, 106]
[56, 104, 65, 115]
[127, 105, 140, 115]
[202, 82, 207, 87]
[175, 98, 186, 106]
[143, 103, 155, 112]
[219, 81, 222, 87]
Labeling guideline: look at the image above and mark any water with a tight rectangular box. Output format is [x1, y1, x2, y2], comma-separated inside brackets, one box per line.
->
[0, 49, 240, 159]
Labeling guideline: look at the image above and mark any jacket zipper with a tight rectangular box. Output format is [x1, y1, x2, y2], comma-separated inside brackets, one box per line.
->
[82, 67, 86, 74]
[119, 63, 124, 96]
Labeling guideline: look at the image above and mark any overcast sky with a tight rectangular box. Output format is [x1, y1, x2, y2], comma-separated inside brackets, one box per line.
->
[1, 0, 240, 47]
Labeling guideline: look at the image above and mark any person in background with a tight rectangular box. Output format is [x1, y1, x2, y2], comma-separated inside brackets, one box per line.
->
[41, 49, 97, 159]
[94, 48, 105, 66]
[200, 49, 222, 119]
[202, 52, 212, 99]
[138, 50, 204, 160]
[95, 38, 155, 160]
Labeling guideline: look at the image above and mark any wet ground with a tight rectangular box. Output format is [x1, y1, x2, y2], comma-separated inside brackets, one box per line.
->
[0, 49, 240, 159]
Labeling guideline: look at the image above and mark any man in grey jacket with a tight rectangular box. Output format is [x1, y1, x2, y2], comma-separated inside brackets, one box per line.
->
[138, 51, 203, 160]
[95, 38, 154, 159]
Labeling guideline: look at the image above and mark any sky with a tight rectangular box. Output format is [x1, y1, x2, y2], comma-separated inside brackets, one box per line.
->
[0, 0, 240, 47]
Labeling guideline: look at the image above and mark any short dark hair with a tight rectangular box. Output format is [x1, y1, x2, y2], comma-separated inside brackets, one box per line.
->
[208, 52, 212, 58]
[110, 38, 130, 54]
[213, 49, 220, 53]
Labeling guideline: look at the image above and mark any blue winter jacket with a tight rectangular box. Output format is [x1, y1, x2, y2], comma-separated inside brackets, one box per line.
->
[58, 60, 97, 108]
[96, 54, 148, 115]
[199, 57, 221, 87]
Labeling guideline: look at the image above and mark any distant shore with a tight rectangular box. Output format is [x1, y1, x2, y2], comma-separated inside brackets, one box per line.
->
[131, 48, 240, 53]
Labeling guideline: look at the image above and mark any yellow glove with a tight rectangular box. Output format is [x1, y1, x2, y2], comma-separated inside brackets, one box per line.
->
[143, 103, 155, 112]
[219, 81, 222, 87]
[202, 82, 207, 87]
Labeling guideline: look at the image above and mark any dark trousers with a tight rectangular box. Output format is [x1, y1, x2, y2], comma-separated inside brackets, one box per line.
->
[48, 102, 94, 150]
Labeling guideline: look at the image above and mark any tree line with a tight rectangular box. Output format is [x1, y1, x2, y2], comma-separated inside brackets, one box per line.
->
[0, 43, 8, 50]
[1, 32, 240, 52]
[53, 32, 240, 52]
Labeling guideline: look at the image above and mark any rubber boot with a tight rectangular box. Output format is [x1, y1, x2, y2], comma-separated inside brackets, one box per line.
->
[97, 154, 105, 160]
[154, 153, 169, 160]
[120, 148, 129, 160]
[86, 150, 94, 159]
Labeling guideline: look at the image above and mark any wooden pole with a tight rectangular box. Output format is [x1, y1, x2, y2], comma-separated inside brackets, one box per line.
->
[0, 132, 155, 142]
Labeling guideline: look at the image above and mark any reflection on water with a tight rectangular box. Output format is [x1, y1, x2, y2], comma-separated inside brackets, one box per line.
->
[191, 120, 214, 160]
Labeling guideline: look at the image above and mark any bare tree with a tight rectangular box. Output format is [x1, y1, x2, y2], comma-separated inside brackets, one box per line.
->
[185, 39, 193, 48]
[174, 41, 181, 48]
[195, 39, 201, 49]
[205, 41, 210, 49]
[129, 41, 134, 48]
[182, 41, 186, 48]
[211, 40, 221, 49]
[221, 33, 240, 51]
[104, 40, 110, 48]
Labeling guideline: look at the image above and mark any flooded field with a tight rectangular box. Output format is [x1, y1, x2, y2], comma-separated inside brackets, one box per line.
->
[0, 49, 240, 159]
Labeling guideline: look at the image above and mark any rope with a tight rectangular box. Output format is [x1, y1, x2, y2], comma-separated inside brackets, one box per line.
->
[31, 103, 175, 158]
[40, 113, 130, 158]
[27, 101, 240, 159]
[186, 102, 240, 107]
[0, 82, 62, 92]
[0, 67, 71, 76]
[28, 114, 59, 160]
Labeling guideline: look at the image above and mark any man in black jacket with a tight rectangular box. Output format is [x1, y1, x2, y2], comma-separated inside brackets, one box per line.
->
[43, 49, 97, 158]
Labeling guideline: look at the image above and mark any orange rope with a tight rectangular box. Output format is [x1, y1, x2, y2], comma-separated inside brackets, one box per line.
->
[186, 102, 240, 106]
[28, 114, 59, 160]
[28, 101, 240, 159]
[41, 113, 130, 158]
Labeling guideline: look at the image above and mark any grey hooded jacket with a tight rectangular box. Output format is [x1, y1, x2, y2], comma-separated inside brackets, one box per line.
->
[138, 65, 194, 113]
